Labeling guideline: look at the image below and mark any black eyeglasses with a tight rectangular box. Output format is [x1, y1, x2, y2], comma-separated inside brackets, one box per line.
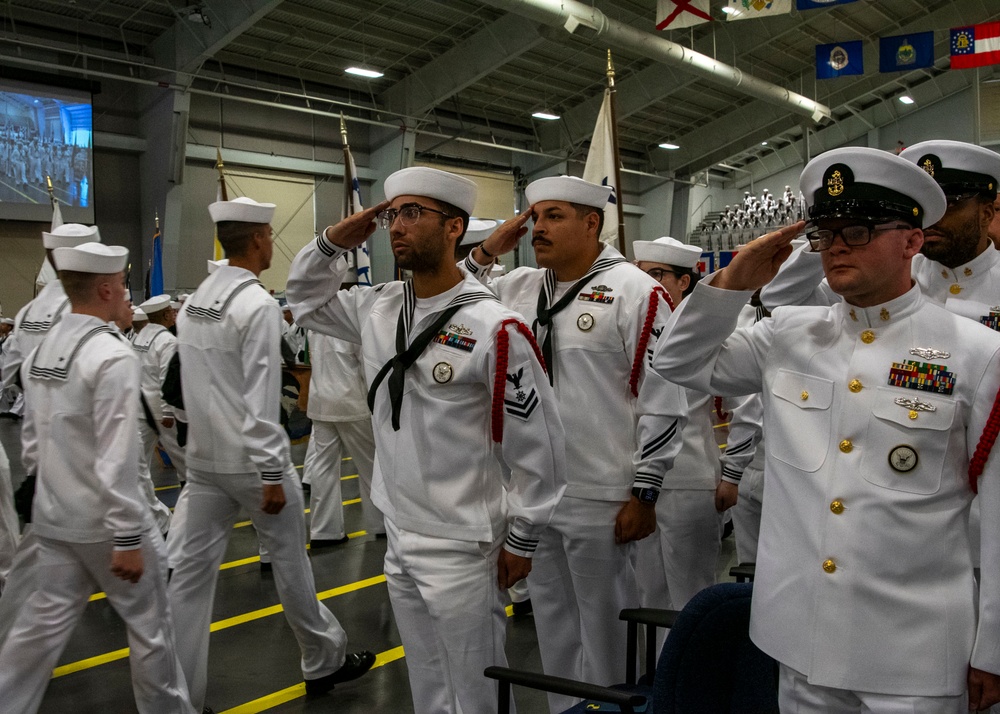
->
[805, 221, 911, 252]
[645, 267, 683, 282]
[945, 191, 980, 208]
[377, 204, 455, 230]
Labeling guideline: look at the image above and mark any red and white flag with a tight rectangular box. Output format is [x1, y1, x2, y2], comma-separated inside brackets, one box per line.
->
[656, 0, 711, 31]
[951, 22, 1000, 70]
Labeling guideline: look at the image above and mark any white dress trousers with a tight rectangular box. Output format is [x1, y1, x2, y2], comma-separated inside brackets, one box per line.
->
[383, 518, 510, 714]
[167, 467, 347, 711]
[0, 529, 194, 714]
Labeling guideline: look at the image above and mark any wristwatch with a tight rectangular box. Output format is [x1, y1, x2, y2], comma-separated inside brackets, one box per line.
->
[631, 486, 659, 504]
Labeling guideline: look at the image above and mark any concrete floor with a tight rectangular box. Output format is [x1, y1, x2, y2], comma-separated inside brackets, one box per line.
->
[0, 418, 737, 714]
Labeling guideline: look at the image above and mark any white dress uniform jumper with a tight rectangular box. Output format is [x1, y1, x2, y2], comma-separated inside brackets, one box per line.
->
[167, 264, 350, 711]
[287, 230, 567, 714]
[463, 242, 687, 712]
[0, 311, 194, 714]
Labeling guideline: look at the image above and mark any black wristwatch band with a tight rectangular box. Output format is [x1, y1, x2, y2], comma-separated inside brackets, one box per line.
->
[632, 486, 659, 504]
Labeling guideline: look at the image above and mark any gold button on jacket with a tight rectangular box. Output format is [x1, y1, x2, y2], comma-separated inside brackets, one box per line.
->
[830, 500, 845, 514]
[849, 380, 863, 393]
[823, 559, 837, 574]
[839, 439, 853, 453]
[861, 330, 875, 344]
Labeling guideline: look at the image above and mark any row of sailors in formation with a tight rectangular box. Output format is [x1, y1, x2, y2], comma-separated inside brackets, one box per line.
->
[0, 137, 86, 188]
[0, 137, 999, 714]
[694, 187, 808, 236]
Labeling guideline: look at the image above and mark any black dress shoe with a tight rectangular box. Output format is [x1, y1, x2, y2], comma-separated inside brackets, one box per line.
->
[310, 536, 349, 549]
[512, 599, 533, 617]
[304, 651, 376, 695]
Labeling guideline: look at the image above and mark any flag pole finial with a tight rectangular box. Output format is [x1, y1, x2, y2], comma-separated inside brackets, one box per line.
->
[215, 148, 224, 174]
[155, 209, 160, 230]
[45, 175, 54, 197]
[606, 49, 615, 88]
[340, 113, 349, 146]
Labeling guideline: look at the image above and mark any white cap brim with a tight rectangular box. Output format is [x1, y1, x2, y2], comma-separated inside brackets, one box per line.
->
[139, 294, 172, 313]
[209, 196, 275, 224]
[633, 237, 702, 269]
[525, 176, 612, 210]
[53, 244, 128, 274]
[384, 167, 478, 216]
[42, 224, 102, 249]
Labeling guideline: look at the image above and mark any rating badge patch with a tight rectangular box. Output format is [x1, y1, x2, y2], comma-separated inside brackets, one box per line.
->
[504, 363, 539, 421]
[888, 359, 956, 395]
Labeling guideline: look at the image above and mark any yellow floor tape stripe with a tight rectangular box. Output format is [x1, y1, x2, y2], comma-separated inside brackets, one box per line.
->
[86, 529, 371, 603]
[218, 607, 518, 712]
[57, 573, 387, 679]
[220, 646, 405, 714]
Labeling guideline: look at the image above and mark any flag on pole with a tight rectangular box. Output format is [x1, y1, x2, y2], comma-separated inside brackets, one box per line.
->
[656, 0, 711, 31]
[214, 149, 228, 261]
[797, 0, 858, 9]
[816, 40, 864, 79]
[880, 32, 935, 73]
[149, 213, 164, 298]
[341, 115, 371, 286]
[951, 22, 1000, 70]
[35, 178, 62, 292]
[725, 0, 792, 21]
[582, 88, 620, 247]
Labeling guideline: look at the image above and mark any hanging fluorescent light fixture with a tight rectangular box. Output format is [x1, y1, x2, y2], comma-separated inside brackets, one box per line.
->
[346, 67, 384, 78]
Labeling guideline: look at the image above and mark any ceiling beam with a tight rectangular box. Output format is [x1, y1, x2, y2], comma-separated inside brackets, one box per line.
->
[148, 0, 285, 76]
[379, 13, 546, 117]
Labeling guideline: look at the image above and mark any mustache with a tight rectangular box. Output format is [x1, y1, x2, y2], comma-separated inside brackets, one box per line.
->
[531, 236, 550, 245]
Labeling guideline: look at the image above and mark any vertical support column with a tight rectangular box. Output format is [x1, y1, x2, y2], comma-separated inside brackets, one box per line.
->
[367, 127, 416, 285]
[138, 88, 190, 294]
[639, 180, 675, 243]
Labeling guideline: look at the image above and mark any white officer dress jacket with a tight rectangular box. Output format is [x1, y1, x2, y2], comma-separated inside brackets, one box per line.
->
[21, 314, 151, 549]
[3, 280, 70, 390]
[132, 322, 176, 422]
[306, 333, 369, 422]
[463, 246, 687, 500]
[654, 279, 1000, 695]
[287, 234, 567, 554]
[763, 242, 1000, 335]
[178, 266, 291, 483]
[720, 305, 766, 485]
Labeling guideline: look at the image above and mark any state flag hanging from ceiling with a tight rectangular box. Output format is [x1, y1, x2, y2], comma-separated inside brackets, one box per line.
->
[816, 40, 864, 79]
[951, 22, 1000, 70]
[656, 0, 711, 30]
[797, 0, 858, 10]
[725, 0, 792, 22]
[879, 31, 935, 73]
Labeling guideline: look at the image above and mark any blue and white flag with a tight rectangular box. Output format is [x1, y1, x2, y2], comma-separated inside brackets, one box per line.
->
[816, 40, 864, 79]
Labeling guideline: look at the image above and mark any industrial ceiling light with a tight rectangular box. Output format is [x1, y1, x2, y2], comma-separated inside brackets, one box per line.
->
[659, 142, 680, 150]
[185, 5, 211, 28]
[531, 111, 561, 120]
[345, 67, 384, 78]
[898, 95, 915, 105]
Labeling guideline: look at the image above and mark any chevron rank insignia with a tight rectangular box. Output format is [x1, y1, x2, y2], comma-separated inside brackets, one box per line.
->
[432, 329, 476, 353]
[888, 360, 955, 395]
[504, 362, 540, 421]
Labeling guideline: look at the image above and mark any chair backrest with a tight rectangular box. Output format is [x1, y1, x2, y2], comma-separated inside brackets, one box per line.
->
[652, 582, 778, 714]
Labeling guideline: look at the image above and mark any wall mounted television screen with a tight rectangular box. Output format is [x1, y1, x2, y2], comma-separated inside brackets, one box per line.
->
[0, 78, 94, 223]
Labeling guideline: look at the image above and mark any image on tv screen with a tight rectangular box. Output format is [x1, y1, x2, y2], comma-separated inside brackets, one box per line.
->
[1, 83, 93, 211]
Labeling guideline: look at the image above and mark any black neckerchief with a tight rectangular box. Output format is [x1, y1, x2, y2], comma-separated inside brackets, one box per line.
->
[533, 255, 625, 383]
[367, 280, 496, 430]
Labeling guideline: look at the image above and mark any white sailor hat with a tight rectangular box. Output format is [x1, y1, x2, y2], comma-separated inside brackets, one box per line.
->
[208, 196, 275, 224]
[899, 140, 1000, 198]
[132, 308, 148, 321]
[207, 258, 229, 274]
[384, 167, 478, 216]
[460, 218, 501, 246]
[170, 301, 181, 311]
[525, 176, 612, 210]
[177, 293, 191, 302]
[1, 317, 14, 326]
[42, 223, 101, 249]
[139, 294, 171, 314]
[801, 147, 946, 229]
[52, 243, 128, 274]
[633, 237, 702, 269]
